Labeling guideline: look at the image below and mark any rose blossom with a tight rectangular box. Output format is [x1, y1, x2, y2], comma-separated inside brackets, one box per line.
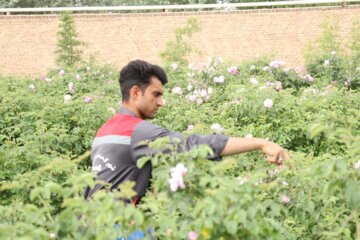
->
[196, 98, 203, 105]
[214, 75, 225, 83]
[275, 81, 283, 91]
[64, 94, 72, 103]
[227, 66, 238, 75]
[168, 163, 188, 192]
[188, 231, 198, 240]
[281, 195, 290, 204]
[306, 74, 314, 82]
[200, 89, 207, 97]
[28, 84, 36, 92]
[269, 60, 285, 68]
[84, 96, 92, 103]
[250, 77, 259, 85]
[189, 95, 197, 102]
[68, 82, 75, 94]
[355, 160, 360, 169]
[107, 107, 116, 114]
[59, 69, 65, 77]
[172, 87, 182, 94]
[211, 123, 223, 132]
[170, 63, 178, 70]
[264, 99, 273, 109]
[263, 66, 271, 72]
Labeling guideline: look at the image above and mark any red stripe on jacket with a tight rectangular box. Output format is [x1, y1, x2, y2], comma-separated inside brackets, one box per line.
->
[96, 114, 143, 137]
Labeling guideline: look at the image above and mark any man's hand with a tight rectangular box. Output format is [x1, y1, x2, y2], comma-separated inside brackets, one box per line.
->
[220, 137, 291, 165]
[260, 140, 290, 165]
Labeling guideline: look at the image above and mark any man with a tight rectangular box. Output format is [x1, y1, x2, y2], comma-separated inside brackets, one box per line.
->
[84, 60, 290, 203]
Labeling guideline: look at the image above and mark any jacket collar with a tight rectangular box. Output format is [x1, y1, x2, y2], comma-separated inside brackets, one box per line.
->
[119, 106, 139, 118]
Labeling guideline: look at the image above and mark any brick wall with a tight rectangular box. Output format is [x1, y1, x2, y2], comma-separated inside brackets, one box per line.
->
[0, 5, 359, 76]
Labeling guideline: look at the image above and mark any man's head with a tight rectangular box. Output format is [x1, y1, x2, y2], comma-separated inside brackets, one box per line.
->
[119, 60, 168, 119]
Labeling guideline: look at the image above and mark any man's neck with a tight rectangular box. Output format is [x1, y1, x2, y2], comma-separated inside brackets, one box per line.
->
[121, 102, 142, 119]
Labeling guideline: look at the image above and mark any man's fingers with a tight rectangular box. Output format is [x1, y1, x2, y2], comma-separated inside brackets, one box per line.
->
[267, 150, 290, 165]
[266, 152, 280, 163]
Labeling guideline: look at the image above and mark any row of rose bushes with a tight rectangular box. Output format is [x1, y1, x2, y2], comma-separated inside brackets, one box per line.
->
[0, 57, 359, 239]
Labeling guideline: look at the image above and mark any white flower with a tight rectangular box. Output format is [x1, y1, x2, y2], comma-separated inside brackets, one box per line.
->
[187, 72, 195, 78]
[84, 96, 92, 103]
[187, 84, 193, 91]
[49, 233, 56, 239]
[45, 78, 53, 83]
[170, 63, 178, 70]
[263, 66, 271, 72]
[68, 82, 75, 94]
[64, 94, 72, 103]
[264, 99, 273, 109]
[281, 180, 289, 186]
[172, 87, 182, 94]
[200, 89, 207, 97]
[227, 66, 238, 75]
[306, 74, 314, 82]
[280, 195, 290, 204]
[354, 160, 360, 169]
[59, 69, 65, 76]
[269, 60, 285, 68]
[245, 134, 253, 138]
[250, 77, 259, 85]
[207, 87, 213, 94]
[86, 66, 91, 71]
[28, 84, 36, 91]
[188, 63, 197, 71]
[187, 125, 194, 131]
[211, 123, 223, 132]
[265, 81, 275, 87]
[324, 60, 330, 66]
[237, 176, 249, 185]
[214, 75, 225, 83]
[250, 65, 256, 71]
[196, 98, 203, 105]
[331, 50, 336, 55]
[168, 163, 188, 192]
[75, 74, 81, 80]
[356, 67, 360, 71]
[188, 95, 197, 102]
[107, 107, 116, 114]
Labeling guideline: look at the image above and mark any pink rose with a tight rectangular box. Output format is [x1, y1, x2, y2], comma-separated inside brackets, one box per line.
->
[188, 231, 198, 240]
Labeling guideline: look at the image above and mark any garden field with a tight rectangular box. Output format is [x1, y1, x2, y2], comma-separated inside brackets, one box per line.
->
[1, 16, 360, 240]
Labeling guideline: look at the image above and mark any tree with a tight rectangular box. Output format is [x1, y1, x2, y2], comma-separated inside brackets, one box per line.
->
[55, 11, 84, 67]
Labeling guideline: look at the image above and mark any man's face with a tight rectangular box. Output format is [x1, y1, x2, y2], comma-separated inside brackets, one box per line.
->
[135, 76, 165, 119]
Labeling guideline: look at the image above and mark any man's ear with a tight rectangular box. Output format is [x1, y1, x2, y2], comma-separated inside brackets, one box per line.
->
[130, 85, 141, 101]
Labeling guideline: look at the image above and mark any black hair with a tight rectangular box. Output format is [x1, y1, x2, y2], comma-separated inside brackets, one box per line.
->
[119, 60, 168, 101]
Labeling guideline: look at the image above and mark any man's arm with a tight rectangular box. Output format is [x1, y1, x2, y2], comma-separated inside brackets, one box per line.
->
[220, 137, 290, 165]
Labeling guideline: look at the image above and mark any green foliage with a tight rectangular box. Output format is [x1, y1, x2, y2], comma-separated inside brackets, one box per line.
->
[305, 18, 360, 89]
[160, 17, 201, 66]
[56, 11, 84, 68]
[1, 40, 360, 239]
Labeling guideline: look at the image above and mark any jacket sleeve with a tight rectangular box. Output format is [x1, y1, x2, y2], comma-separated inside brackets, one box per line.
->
[131, 121, 229, 162]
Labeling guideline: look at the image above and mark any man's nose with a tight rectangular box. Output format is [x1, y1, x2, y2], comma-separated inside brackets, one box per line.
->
[157, 97, 165, 106]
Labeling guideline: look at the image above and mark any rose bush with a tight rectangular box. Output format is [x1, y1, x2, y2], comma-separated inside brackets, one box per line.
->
[0, 55, 359, 239]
